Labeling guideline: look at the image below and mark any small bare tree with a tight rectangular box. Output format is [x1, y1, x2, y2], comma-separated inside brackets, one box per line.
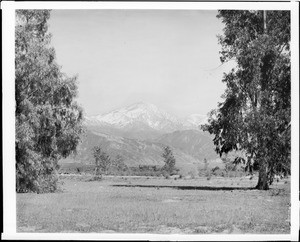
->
[92, 146, 110, 179]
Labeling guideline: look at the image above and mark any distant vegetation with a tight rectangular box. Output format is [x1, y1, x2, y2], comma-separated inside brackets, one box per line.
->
[58, 155, 249, 179]
[161, 146, 179, 178]
[92, 146, 111, 179]
[59, 163, 165, 177]
[60, 129, 218, 176]
[110, 155, 129, 174]
[88, 145, 179, 178]
[130, 165, 166, 177]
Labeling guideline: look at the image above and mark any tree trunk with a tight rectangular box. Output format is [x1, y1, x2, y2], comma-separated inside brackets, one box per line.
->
[95, 160, 102, 179]
[95, 167, 100, 176]
[255, 159, 269, 190]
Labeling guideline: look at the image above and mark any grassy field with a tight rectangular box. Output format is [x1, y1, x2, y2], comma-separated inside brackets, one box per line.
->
[17, 175, 290, 234]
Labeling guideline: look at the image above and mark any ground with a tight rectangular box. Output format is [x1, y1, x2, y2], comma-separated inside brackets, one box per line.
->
[17, 175, 290, 234]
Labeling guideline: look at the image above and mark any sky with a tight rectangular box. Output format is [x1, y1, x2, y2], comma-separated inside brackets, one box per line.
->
[48, 10, 236, 118]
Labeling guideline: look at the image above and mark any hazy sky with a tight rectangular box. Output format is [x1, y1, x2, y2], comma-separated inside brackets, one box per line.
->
[48, 10, 235, 118]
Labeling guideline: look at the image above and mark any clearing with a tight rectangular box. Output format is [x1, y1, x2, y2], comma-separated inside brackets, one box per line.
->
[17, 175, 290, 234]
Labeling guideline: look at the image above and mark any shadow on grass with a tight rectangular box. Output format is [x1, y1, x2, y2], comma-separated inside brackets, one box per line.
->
[112, 184, 256, 191]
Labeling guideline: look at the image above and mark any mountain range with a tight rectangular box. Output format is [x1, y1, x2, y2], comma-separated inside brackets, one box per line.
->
[84, 102, 207, 140]
[60, 102, 221, 175]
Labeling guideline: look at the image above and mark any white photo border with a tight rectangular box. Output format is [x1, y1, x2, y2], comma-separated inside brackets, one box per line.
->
[2, 1, 299, 241]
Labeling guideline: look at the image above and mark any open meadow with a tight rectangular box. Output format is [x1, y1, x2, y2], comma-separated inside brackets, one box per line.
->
[17, 175, 290, 234]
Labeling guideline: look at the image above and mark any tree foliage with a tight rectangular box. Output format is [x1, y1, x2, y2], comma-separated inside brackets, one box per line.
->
[111, 155, 128, 172]
[201, 10, 290, 190]
[15, 10, 84, 193]
[92, 146, 111, 178]
[161, 146, 177, 176]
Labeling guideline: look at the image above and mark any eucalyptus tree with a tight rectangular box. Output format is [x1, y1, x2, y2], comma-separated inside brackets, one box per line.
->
[15, 10, 84, 192]
[202, 10, 290, 190]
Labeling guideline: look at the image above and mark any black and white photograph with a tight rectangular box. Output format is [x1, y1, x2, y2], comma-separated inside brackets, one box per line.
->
[2, 1, 299, 241]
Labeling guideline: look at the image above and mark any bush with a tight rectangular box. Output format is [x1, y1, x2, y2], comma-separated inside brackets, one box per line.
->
[128, 165, 164, 177]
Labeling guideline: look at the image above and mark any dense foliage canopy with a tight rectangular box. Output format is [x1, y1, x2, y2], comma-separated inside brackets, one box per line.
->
[202, 10, 291, 190]
[15, 10, 84, 192]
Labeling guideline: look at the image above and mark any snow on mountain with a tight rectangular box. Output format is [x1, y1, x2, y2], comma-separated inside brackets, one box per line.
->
[85, 102, 182, 130]
[84, 102, 207, 138]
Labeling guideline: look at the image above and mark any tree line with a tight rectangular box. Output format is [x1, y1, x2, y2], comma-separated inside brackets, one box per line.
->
[91, 145, 178, 179]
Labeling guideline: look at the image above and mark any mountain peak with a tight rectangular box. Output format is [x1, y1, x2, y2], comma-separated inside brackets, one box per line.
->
[86, 102, 180, 130]
[85, 102, 206, 137]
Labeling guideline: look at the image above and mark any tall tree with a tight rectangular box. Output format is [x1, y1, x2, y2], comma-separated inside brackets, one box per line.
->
[161, 146, 177, 176]
[201, 10, 290, 190]
[15, 10, 84, 193]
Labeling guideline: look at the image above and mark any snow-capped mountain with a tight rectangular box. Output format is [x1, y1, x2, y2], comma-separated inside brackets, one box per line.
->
[61, 103, 220, 173]
[86, 102, 182, 131]
[84, 102, 206, 139]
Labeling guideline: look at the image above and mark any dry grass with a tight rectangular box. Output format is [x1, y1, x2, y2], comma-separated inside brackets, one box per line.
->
[17, 176, 290, 234]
